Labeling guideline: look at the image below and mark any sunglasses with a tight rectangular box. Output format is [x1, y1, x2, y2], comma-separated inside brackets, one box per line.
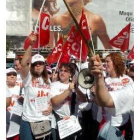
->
[7, 72, 17, 76]
[33, 61, 44, 66]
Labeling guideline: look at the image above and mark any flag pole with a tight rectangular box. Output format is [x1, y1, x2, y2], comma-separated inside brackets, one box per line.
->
[34, 0, 46, 33]
[55, 52, 63, 72]
[63, 0, 94, 57]
[33, 0, 46, 54]
[85, 14, 95, 53]
[79, 40, 83, 71]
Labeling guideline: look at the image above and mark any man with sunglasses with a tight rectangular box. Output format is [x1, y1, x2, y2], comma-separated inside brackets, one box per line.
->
[6, 68, 24, 140]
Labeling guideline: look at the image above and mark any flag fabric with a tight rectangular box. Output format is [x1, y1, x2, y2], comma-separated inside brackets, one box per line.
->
[127, 46, 134, 60]
[24, 12, 50, 50]
[79, 10, 90, 41]
[109, 23, 131, 52]
[46, 37, 63, 66]
[62, 10, 89, 62]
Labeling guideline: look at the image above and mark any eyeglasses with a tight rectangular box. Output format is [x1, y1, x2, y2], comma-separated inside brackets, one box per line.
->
[33, 61, 44, 66]
[59, 69, 70, 73]
[7, 73, 17, 76]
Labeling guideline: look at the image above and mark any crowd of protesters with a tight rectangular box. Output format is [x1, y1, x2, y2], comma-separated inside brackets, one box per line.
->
[6, 34, 134, 140]
[6, 0, 134, 139]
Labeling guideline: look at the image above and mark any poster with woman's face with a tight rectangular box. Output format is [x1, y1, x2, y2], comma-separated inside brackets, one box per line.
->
[32, 0, 134, 50]
[6, 0, 134, 50]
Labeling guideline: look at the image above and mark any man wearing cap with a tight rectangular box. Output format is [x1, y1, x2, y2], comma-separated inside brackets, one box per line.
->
[6, 68, 24, 140]
[19, 34, 52, 140]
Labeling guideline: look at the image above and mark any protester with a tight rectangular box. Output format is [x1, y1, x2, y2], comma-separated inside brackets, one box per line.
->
[19, 34, 52, 140]
[14, 58, 24, 87]
[53, 0, 112, 49]
[89, 54, 134, 140]
[76, 62, 101, 140]
[50, 63, 86, 140]
[6, 68, 24, 140]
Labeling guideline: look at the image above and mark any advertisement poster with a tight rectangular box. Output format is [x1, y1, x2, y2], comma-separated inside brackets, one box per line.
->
[32, 0, 134, 50]
[6, 0, 134, 50]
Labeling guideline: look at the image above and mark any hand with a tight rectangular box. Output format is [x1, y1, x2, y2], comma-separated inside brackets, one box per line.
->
[89, 55, 103, 79]
[29, 33, 37, 46]
[68, 82, 75, 92]
[42, 105, 52, 116]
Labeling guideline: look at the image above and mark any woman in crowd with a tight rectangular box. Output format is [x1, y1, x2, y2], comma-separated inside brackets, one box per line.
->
[53, 0, 112, 49]
[19, 34, 52, 140]
[6, 68, 24, 140]
[50, 63, 86, 140]
[89, 53, 134, 140]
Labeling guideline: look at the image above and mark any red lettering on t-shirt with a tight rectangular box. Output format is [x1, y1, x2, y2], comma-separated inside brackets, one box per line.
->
[122, 78, 130, 84]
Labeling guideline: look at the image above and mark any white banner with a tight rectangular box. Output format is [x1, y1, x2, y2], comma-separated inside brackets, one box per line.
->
[6, 0, 32, 36]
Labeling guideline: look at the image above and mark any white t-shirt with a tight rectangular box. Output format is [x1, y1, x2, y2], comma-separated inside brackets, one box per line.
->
[6, 85, 23, 138]
[103, 74, 134, 126]
[22, 72, 51, 122]
[50, 81, 79, 128]
[78, 86, 102, 122]
[16, 74, 24, 88]
[6, 86, 11, 98]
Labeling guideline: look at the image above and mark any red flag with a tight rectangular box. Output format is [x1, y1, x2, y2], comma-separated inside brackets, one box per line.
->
[24, 12, 50, 50]
[79, 10, 90, 41]
[46, 37, 63, 66]
[127, 46, 134, 60]
[59, 46, 71, 64]
[109, 23, 131, 52]
[63, 10, 89, 62]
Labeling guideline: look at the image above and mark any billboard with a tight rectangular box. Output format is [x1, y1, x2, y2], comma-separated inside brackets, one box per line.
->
[6, 0, 134, 50]
[54, 0, 134, 50]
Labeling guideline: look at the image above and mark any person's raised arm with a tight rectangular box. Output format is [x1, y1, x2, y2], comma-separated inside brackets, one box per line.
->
[94, 15, 112, 49]
[21, 34, 37, 79]
[89, 55, 114, 107]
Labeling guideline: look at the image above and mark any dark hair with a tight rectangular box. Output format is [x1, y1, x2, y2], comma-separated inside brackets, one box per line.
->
[14, 58, 22, 64]
[30, 63, 49, 84]
[106, 52, 125, 77]
[33, 0, 59, 15]
[59, 63, 75, 77]
[69, 63, 79, 73]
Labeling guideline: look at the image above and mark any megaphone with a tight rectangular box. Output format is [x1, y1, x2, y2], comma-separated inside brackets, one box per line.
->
[78, 68, 95, 89]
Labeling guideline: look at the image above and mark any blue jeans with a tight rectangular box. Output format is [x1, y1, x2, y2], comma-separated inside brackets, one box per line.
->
[97, 122, 125, 140]
[20, 119, 35, 140]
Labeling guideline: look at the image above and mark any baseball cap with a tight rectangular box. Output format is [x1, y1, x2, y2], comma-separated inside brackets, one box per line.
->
[46, 66, 52, 73]
[31, 54, 45, 64]
[6, 68, 17, 74]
